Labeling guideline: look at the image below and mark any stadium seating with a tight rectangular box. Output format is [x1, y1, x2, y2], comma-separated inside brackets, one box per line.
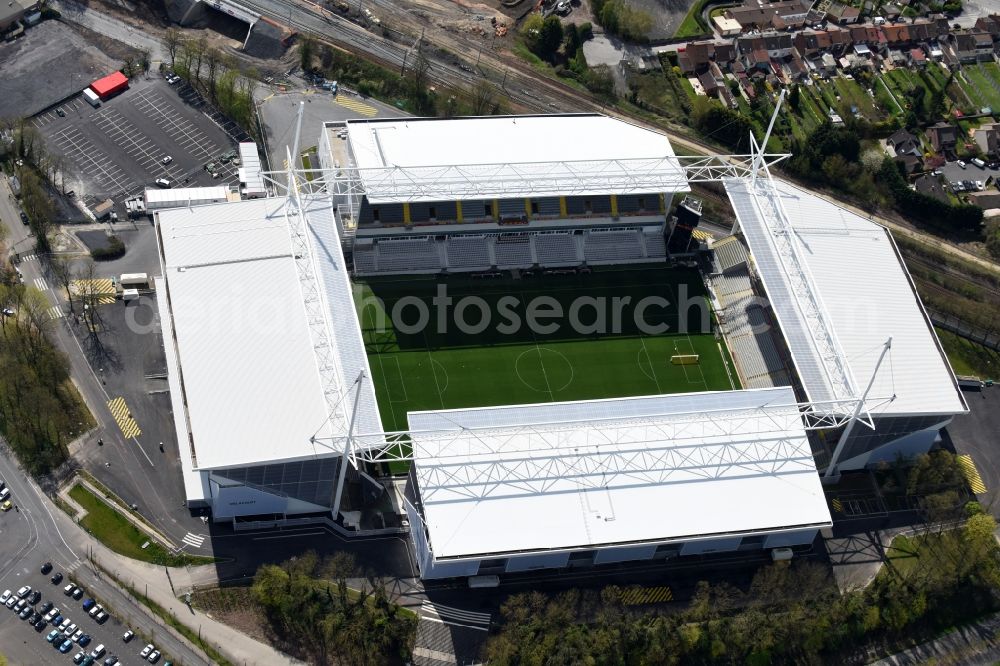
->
[583, 229, 644, 263]
[353, 246, 378, 274]
[494, 235, 533, 267]
[644, 231, 666, 258]
[446, 236, 492, 270]
[374, 237, 442, 273]
[534, 233, 580, 267]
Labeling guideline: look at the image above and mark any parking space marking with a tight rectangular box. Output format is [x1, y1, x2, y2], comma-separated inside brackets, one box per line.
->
[91, 108, 182, 181]
[107, 396, 142, 439]
[334, 95, 377, 117]
[50, 126, 137, 196]
[181, 533, 206, 548]
[131, 89, 219, 160]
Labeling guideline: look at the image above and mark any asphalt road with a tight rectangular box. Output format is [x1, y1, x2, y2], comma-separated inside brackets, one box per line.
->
[944, 385, 1000, 515]
[0, 441, 208, 665]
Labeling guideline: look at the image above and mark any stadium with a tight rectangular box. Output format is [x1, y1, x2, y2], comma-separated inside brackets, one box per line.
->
[156, 112, 967, 581]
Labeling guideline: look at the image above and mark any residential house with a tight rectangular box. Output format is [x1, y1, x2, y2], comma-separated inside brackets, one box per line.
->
[826, 1, 860, 24]
[974, 122, 1000, 157]
[678, 40, 737, 74]
[974, 14, 1000, 37]
[887, 129, 922, 157]
[914, 175, 949, 203]
[908, 18, 933, 42]
[967, 191, 1000, 210]
[736, 32, 794, 60]
[927, 122, 959, 153]
[929, 14, 951, 39]
[908, 47, 927, 66]
[948, 30, 994, 63]
[725, 0, 812, 31]
[880, 22, 911, 47]
[924, 42, 944, 61]
[713, 16, 742, 36]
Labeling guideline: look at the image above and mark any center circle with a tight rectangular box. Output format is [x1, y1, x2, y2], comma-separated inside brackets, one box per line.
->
[515, 347, 574, 394]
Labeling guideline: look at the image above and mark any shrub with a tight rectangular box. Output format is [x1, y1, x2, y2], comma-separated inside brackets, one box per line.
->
[91, 236, 126, 261]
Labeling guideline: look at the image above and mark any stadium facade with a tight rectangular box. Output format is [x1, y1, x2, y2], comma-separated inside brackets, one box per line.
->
[155, 113, 967, 582]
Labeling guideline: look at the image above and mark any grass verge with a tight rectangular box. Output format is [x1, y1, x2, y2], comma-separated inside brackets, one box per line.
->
[68, 483, 215, 567]
[935, 328, 1000, 378]
[674, 0, 712, 38]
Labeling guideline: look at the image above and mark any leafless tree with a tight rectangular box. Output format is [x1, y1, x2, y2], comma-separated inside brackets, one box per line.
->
[205, 47, 221, 102]
[164, 28, 182, 67]
[48, 255, 76, 314]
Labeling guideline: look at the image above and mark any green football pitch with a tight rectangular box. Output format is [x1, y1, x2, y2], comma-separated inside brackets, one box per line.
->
[354, 266, 739, 434]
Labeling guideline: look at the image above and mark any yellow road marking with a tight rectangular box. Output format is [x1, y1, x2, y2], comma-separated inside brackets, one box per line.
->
[108, 397, 141, 439]
[958, 454, 987, 494]
[334, 95, 377, 117]
[618, 586, 673, 606]
[832, 497, 844, 513]
[70, 279, 116, 305]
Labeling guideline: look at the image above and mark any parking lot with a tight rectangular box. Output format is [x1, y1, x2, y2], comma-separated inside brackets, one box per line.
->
[938, 159, 1000, 192]
[36, 75, 244, 213]
[0, 563, 173, 666]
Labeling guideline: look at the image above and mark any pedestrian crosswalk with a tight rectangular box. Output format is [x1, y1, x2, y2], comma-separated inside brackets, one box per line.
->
[334, 95, 377, 116]
[65, 560, 84, 575]
[108, 396, 142, 439]
[182, 532, 206, 548]
[958, 454, 987, 494]
[420, 600, 491, 627]
[34, 277, 49, 291]
[19, 254, 38, 263]
[48, 306, 64, 320]
[618, 586, 673, 605]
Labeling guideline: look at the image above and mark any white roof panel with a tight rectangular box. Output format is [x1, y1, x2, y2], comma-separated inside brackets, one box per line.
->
[409, 387, 831, 560]
[144, 186, 230, 206]
[728, 177, 967, 417]
[157, 196, 381, 470]
[344, 114, 688, 204]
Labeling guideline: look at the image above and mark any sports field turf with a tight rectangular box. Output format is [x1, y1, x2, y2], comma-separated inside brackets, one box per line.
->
[355, 266, 739, 434]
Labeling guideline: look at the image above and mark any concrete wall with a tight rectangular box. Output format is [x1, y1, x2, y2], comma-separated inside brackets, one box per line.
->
[680, 536, 742, 556]
[594, 544, 659, 564]
[505, 551, 571, 572]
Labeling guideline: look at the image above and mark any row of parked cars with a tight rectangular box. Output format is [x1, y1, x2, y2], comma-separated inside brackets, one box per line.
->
[2, 562, 169, 665]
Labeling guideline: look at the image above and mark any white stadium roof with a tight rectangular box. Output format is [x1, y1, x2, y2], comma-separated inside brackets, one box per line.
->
[157, 196, 381, 471]
[726, 177, 966, 417]
[408, 387, 832, 560]
[344, 114, 688, 204]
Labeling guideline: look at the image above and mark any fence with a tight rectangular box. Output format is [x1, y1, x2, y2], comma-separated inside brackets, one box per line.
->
[927, 307, 1000, 353]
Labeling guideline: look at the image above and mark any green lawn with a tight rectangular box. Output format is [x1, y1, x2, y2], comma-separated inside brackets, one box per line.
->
[962, 64, 1000, 111]
[69, 484, 214, 567]
[356, 267, 737, 434]
[935, 328, 1000, 379]
[674, 0, 711, 38]
[830, 77, 882, 120]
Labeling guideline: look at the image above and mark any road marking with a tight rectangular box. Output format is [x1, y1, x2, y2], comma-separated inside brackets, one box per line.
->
[334, 95, 377, 116]
[618, 586, 673, 605]
[181, 532, 206, 548]
[48, 306, 64, 320]
[20, 254, 37, 262]
[107, 396, 142, 439]
[958, 454, 987, 494]
[70, 279, 117, 305]
[34, 277, 49, 291]
[419, 600, 491, 626]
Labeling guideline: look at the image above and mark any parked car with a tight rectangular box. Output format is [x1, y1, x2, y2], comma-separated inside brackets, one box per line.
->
[74, 652, 87, 665]
[64, 622, 78, 636]
[161, 155, 173, 165]
[41, 562, 53, 574]
[19, 211, 28, 225]
[51, 572, 63, 585]
[40, 601, 53, 614]
[16, 585, 31, 599]
[46, 628, 62, 643]
[28, 590, 41, 604]
[88, 604, 103, 618]
[72, 629, 84, 642]
[148, 651, 160, 663]
[60, 639, 75, 653]
[104, 655, 119, 666]
[95, 610, 108, 623]
[82, 599, 96, 612]
[34, 618, 47, 631]
[78, 634, 92, 647]
[72, 587, 84, 600]
[64, 583, 75, 596]
[122, 630, 134, 643]
[0, 590, 11, 605]
[140, 644, 154, 658]
[56, 108, 66, 117]
[5, 595, 17, 608]
[19, 606, 32, 619]
[89, 644, 106, 659]
[154, 178, 170, 188]
[958, 160, 968, 169]
[43, 607, 59, 622]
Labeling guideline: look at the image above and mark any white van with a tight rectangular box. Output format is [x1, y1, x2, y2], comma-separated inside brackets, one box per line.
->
[972, 157, 986, 168]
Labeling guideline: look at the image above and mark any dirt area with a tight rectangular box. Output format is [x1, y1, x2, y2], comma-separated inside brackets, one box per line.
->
[190, 587, 271, 645]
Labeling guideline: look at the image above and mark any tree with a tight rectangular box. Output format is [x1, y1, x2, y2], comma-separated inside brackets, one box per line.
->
[48, 256, 77, 314]
[538, 16, 564, 60]
[164, 28, 182, 67]
[469, 79, 500, 115]
[205, 48, 221, 102]
[19, 170, 54, 252]
[299, 35, 316, 71]
[789, 84, 801, 111]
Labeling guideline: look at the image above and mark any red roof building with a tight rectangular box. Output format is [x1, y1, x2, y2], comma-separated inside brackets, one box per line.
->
[90, 71, 129, 99]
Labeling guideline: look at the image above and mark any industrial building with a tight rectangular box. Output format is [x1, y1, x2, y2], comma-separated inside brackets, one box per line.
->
[155, 113, 967, 583]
